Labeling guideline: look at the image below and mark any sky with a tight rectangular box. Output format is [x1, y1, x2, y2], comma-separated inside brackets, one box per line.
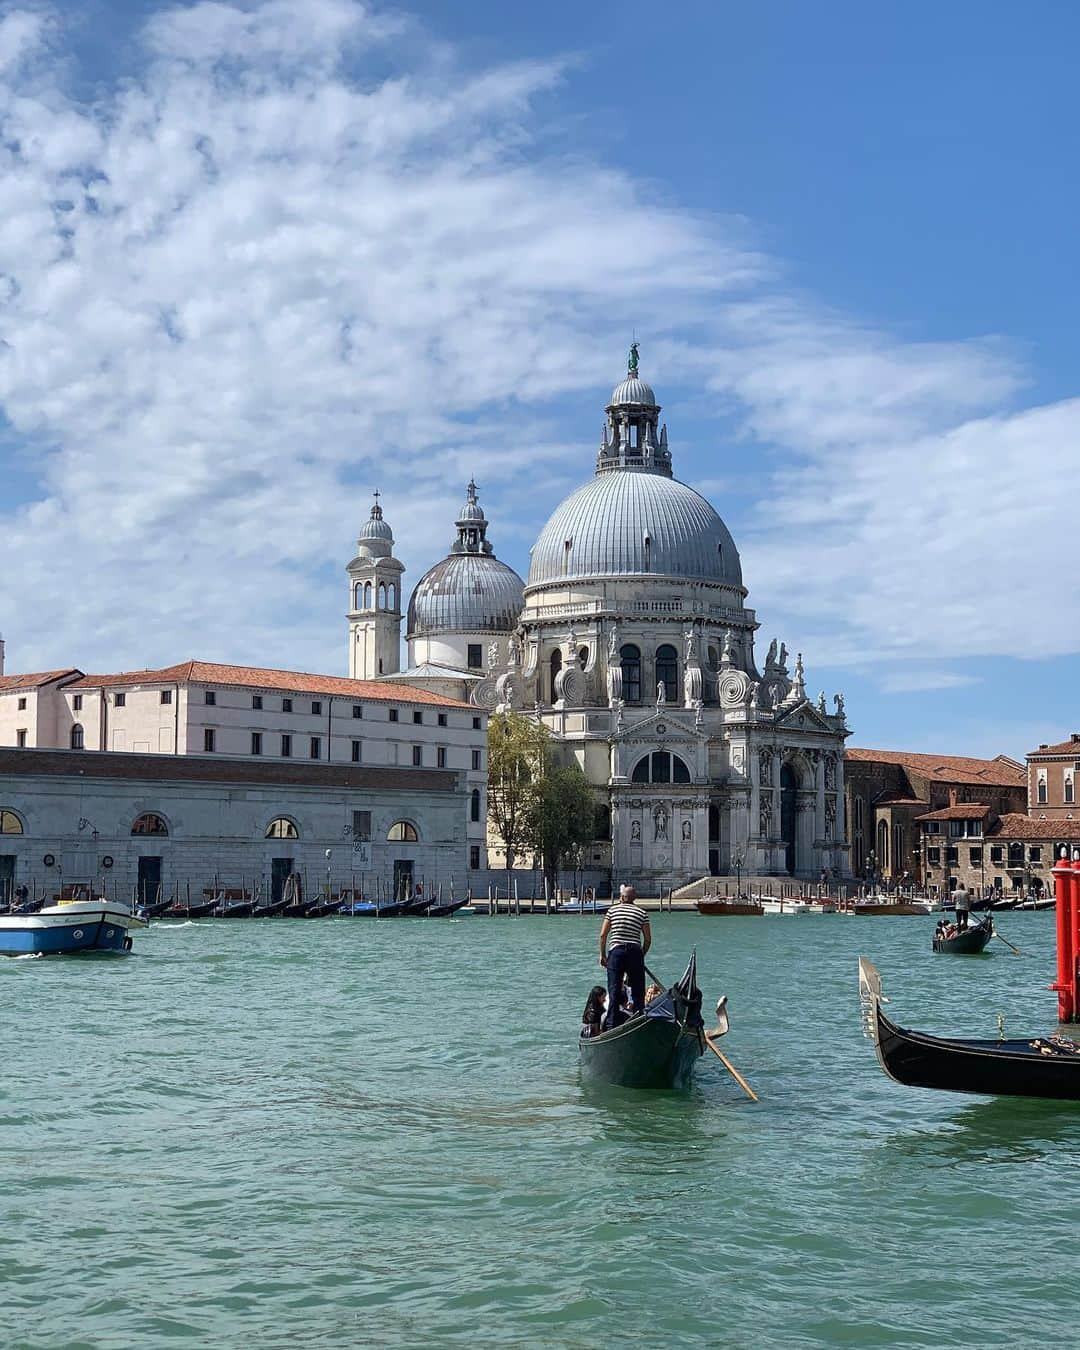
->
[1, 0, 1078, 760]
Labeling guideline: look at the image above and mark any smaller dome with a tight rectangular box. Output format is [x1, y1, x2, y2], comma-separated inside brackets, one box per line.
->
[456, 479, 485, 524]
[609, 374, 657, 408]
[358, 507, 393, 542]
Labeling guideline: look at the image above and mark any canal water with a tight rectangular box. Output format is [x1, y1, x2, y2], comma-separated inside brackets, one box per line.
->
[2, 911, 1077, 1348]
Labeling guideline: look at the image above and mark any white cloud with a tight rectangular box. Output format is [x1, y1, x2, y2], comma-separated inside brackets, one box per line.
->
[0, 0, 1072, 697]
[878, 670, 981, 695]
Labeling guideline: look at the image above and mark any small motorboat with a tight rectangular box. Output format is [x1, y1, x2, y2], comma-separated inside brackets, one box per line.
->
[854, 896, 930, 915]
[697, 898, 764, 916]
[933, 915, 994, 955]
[859, 957, 1080, 1100]
[0, 899, 148, 956]
[578, 952, 707, 1090]
[557, 898, 611, 915]
[758, 897, 809, 915]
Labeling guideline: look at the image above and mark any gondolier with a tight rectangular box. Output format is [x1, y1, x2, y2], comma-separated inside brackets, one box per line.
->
[599, 885, 651, 1029]
[953, 882, 971, 931]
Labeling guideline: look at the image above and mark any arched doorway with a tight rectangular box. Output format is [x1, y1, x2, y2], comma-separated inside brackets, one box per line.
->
[780, 763, 798, 875]
[549, 648, 562, 703]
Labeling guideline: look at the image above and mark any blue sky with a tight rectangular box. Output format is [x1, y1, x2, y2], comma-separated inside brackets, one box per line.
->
[1, 0, 1078, 760]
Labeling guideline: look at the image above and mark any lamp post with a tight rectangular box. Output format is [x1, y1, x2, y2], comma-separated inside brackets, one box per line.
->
[732, 845, 746, 899]
[325, 849, 332, 900]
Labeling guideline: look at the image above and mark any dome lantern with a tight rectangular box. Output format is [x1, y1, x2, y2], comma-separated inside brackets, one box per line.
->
[597, 343, 672, 478]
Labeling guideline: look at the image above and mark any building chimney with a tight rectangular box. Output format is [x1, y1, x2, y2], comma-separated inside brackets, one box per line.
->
[1072, 733, 1080, 743]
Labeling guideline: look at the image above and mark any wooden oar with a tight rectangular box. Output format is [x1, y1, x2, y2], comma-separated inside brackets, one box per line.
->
[704, 1033, 759, 1102]
[994, 930, 1024, 956]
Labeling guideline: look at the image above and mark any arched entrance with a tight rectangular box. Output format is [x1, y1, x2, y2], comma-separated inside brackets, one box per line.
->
[780, 763, 798, 875]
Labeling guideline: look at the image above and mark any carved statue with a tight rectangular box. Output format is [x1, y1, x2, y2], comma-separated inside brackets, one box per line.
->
[655, 806, 668, 841]
[747, 681, 759, 709]
[567, 625, 578, 655]
[824, 754, 836, 790]
[656, 681, 666, 707]
[487, 640, 499, 670]
[722, 629, 735, 664]
[766, 639, 777, 670]
[682, 820, 692, 842]
[778, 642, 788, 670]
[608, 623, 619, 660]
[507, 632, 520, 667]
[759, 795, 772, 834]
[684, 627, 696, 663]
[628, 340, 640, 373]
[759, 747, 773, 781]
[631, 820, 641, 842]
[794, 653, 804, 683]
[817, 690, 827, 714]
[834, 692, 846, 720]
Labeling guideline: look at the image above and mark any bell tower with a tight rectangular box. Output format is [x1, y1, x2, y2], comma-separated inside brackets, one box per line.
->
[346, 493, 405, 679]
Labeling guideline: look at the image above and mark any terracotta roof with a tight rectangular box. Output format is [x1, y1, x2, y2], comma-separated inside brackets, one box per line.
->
[873, 792, 926, 807]
[988, 813, 1080, 842]
[65, 660, 472, 709]
[0, 746, 460, 793]
[1028, 737, 1080, 758]
[0, 669, 81, 692]
[846, 747, 1025, 787]
[915, 803, 992, 822]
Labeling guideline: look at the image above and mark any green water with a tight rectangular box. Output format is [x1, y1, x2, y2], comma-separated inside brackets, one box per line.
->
[2, 912, 1077, 1348]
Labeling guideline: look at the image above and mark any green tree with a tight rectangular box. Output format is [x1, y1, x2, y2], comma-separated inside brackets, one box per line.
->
[531, 758, 597, 896]
[487, 711, 549, 879]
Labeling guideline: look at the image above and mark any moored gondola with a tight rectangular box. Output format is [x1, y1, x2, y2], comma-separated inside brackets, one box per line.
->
[579, 952, 706, 1089]
[424, 897, 471, 918]
[933, 914, 994, 955]
[858, 956, 1080, 1100]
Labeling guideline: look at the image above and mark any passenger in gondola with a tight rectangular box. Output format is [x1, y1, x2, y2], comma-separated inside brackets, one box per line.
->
[644, 982, 664, 1006]
[581, 985, 606, 1038]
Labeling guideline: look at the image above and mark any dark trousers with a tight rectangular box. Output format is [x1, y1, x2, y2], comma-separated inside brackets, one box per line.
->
[605, 943, 645, 1029]
[956, 907, 969, 930]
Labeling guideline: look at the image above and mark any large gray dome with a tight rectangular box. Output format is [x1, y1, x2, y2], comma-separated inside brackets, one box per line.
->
[408, 554, 524, 637]
[526, 471, 742, 590]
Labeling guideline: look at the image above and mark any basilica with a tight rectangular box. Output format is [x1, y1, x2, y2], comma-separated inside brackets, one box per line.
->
[346, 348, 851, 887]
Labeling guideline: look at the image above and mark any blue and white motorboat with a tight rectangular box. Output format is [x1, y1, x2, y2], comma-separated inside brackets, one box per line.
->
[0, 899, 148, 956]
[557, 898, 611, 915]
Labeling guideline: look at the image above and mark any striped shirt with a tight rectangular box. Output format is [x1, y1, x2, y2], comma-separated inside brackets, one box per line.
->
[606, 901, 648, 947]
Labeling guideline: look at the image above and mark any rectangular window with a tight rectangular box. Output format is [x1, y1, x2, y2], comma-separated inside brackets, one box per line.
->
[948, 820, 964, 838]
[281, 734, 292, 758]
[17, 697, 26, 710]
[413, 710, 423, 725]
[115, 692, 126, 707]
[994, 875, 1004, 890]
[469, 845, 481, 870]
[205, 690, 216, 706]
[990, 846, 1003, 863]
[472, 716, 481, 730]
[16, 729, 27, 747]
[927, 847, 940, 864]
[73, 694, 83, 711]
[251, 732, 262, 755]
[437, 747, 447, 768]
[252, 695, 263, 710]
[204, 728, 215, 752]
[352, 810, 371, 840]
[312, 701, 322, 716]
[352, 704, 363, 719]
[923, 822, 939, 835]
[160, 689, 172, 705]
[1030, 846, 1042, 863]
[412, 745, 423, 766]
[471, 749, 482, 770]
[969, 847, 982, 866]
[438, 713, 447, 727]
[310, 736, 321, 760]
[389, 708, 399, 722]
[966, 819, 982, 838]
[946, 846, 958, 864]
[282, 697, 293, 713]
[467, 644, 483, 670]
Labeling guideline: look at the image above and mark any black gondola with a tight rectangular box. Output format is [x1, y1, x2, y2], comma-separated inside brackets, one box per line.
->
[214, 899, 257, 918]
[858, 957, 1080, 1101]
[251, 897, 291, 917]
[424, 897, 471, 918]
[579, 952, 706, 1090]
[161, 898, 219, 919]
[933, 915, 994, 955]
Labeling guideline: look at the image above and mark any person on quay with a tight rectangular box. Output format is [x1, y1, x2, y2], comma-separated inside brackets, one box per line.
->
[953, 882, 970, 931]
[598, 884, 651, 1030]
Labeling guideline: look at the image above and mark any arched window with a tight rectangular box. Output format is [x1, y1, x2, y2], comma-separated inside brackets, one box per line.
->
[876, 818, 889, 870]
[388, 820, 419, 842]
[70, 723, 84, 750]
[265, 817, 299, 839]
[388, 583, 396, 611]
[364, 581, 372, 609]
[0, 809, 24, 834]
[578, 645, 589, 670]
[550, 648, 562, 703]
[132, 813, 168, 836]
[1008, 841, 1024, 868]
[470, 789, 481, 822]
[378, 583, 386, 611]
[631, 752, 691, 784]
[655, 644, 678, 702]
[620, 644, 641, 703]
[892, 824, 905, 876]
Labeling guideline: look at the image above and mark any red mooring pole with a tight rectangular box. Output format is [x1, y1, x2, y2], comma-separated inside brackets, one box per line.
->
[1052, 847, 1077, 1022]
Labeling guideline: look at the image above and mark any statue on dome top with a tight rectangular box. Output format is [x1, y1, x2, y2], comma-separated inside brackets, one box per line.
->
[628, 341, 640, 373]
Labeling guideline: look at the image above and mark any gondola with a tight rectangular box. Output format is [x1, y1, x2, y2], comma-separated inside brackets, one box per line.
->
[303, 898, 344, 918]
[251, 897, 291, 917]
[424, 897, 471, 918]
[213, 898, 257, 918]
[161, 898, 219, 919]
[933, 914, 993, 955]
[858, 957, 1080, 1100]
[697, 898, 764, 916]
[341, 899, 408, 917]
[579, 952, 706, 1090]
